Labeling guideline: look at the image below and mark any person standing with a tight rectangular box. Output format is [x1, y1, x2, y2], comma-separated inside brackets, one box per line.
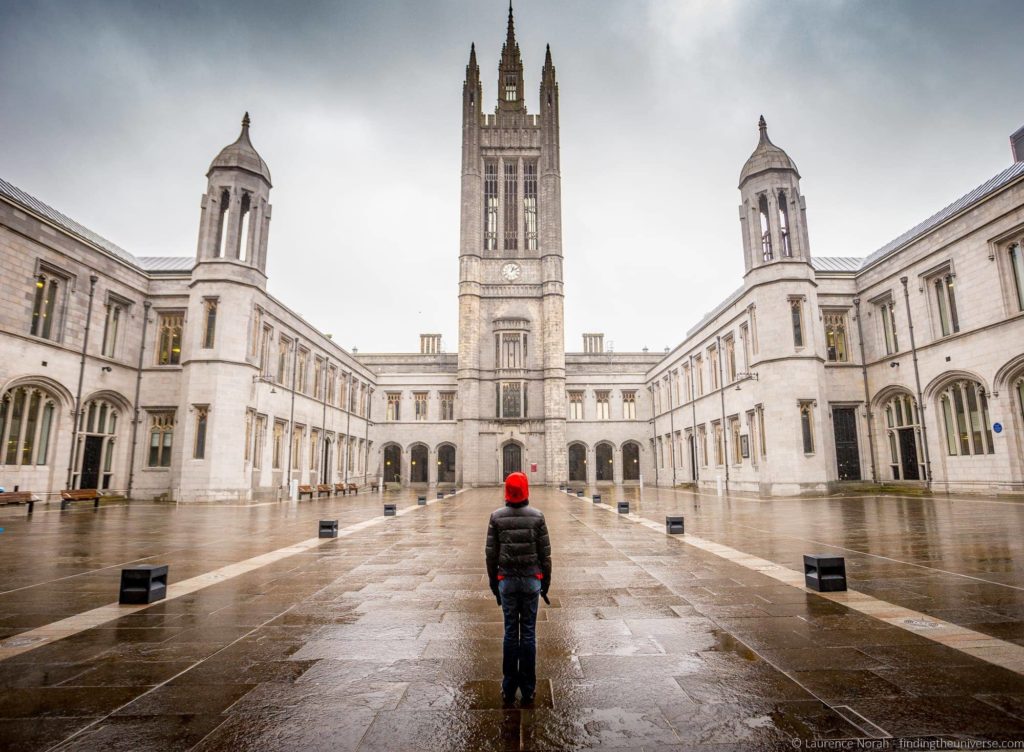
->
[485, 471, 552, 705]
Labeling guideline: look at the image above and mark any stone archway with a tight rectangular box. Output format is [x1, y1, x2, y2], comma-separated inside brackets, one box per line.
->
[622, 441, 640, 481]
[595, 442, 614, 482]
[410, 444, 428, 483]
[383, 444, 401, 483]
[568, 443, 587, 482]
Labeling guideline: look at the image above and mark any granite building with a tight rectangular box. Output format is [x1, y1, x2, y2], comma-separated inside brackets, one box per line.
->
[1, 8, 1022, 501]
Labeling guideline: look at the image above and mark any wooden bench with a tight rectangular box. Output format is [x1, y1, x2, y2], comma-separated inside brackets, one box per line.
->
[346, 483, 359, 495]
[297, 485, 314, 500]
[334, 483, 347, 496]
[60, 489, 101, 510]
[0, 491, 36, 515]
[316, 484, 332, 498]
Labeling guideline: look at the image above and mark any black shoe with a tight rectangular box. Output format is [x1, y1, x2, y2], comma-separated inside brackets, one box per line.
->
[520, 693, 535, 706]
[501, 691, 516, 705]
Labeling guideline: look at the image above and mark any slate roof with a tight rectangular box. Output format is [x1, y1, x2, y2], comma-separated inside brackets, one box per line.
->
[0, 177, 193, 276]
[811, 256, 862, 273]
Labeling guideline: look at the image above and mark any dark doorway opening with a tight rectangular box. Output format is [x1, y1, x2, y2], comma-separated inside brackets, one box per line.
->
[502, 443, 522, 480]
[568, 444, 586, 482]
[596, 443, 613, 481]
[832, 407, 862, 481]
[898, 428, 920, 480]
[80, 436, 103, 489]
[410, 444, 428, 483]
[622, 442, 640, 481]
[437, 445, 456, 483]
[383, 445, 401, 483]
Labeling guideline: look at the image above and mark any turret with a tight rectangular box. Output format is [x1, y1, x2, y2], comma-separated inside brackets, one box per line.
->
[496, 3, 525, 114]
[737, 116, 810, 273]
[195, 113, 273, 280]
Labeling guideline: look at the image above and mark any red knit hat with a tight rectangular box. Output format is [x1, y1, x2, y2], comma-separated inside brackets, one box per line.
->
[505, 471, 529, 503]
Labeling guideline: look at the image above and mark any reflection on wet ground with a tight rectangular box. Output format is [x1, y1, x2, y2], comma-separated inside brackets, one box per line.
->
[1, 486, 1024, 750]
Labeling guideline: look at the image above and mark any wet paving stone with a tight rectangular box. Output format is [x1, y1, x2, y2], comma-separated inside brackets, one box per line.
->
[3, 487, 1024, 748]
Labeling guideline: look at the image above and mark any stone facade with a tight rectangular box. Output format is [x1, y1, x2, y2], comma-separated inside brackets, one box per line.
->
[1, 9, 1022, 502]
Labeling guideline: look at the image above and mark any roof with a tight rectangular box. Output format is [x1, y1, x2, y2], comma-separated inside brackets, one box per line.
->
[860, 159, 1024, 270]
[0, 176, 193, 276]
[0, 176, 138, 265]
[811, 256, 862, 273]
[739, 116, 799, 186]
[208, 113, 272, 184]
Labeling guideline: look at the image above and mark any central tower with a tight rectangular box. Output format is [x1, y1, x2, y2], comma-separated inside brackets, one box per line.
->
[457, 6, 566, 486]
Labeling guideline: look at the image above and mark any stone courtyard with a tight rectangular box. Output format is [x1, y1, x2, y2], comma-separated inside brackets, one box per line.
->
[2, 488, 1024, 750]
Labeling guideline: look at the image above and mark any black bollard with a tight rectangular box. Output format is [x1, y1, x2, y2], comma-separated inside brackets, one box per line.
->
[119, 565, 168, 605]
[319, 519, 339, 538]
[803, 554, 847, 592]
[617, 501, 629, 514]
[665, 516, 684, 534]
[384, 503, 397, 516]
[592, 494, 602, 503]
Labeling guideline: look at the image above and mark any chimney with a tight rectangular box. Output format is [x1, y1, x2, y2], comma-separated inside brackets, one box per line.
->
[583, 333, 604, 354]
[1012, 124, 1024, 163]
[420, 333, 442, 354]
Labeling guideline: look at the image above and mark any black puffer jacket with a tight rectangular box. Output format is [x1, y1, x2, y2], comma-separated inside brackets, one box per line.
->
[485, 501, 552, 586]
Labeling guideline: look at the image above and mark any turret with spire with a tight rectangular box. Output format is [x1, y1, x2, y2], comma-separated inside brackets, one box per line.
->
[497, 2, 525, 114]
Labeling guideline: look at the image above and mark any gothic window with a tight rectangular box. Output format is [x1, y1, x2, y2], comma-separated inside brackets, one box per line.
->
[414, 392, 428, 421]
[777, 190, 792, 257]
[157, 312, 184, 366]
[823, 311, 849, 362]
[712, 421, 724, 465]
[484, 162, 498, 251]
[0, 386, 57, 467]
[272, 420, 285, 469]
[30, 272, 64, 340]
[250, 307, 263, 357]
[730, 417, 742, 464]
[238, 191, 252, 261]
[938, 379, 993, 456]
[694, 354, 704, 395]
[622, 390, 636, 419]
[596, 391, 610, 420]
[498, 381, 525, 419]
[202, 298, 217, 349]
[277, 336, 291, 385]
[440, 391, 455, 421]
[244, 410, 254, 464]
[70, 397, 119, 488]
[253, 414, 266, 470]
[524, 162, 538, 251]
[708, 346, 720, 390]
[504, 162, 518, 251]
[260, 324, 273, 377]
[292, 426, 303, 471]
[327, 366, 337, 404]
[739, 324, 750, 372]
[697, 424, 707, 466]
[931, 270, 960, 337]
[148, 411, 174, 468]
[215, 188, 230, 257]
[568, 391, 584, 420]
[724, 336, 737, 382]
[681, 365, 691, 401]
[799, 401, 815, 454]
[504, 75, 517, 101]
[497, 332, 526, 369]
[296, 349, 309, 393]
[878, 298, 899, 355]
[750, 306, 760, 354]
[756, 404, 767, 458]
[193, 406, 208, 460]
[758, 194, 773, 262]
[674, 370, 682, 404]
[102, 297, 128, 358]
[746, 409, 758, 465]
[386, 393, 401, 421]
[348, 436, 356, 472]
[1008, 242, 1024, 311]
[310, 430, 319, 471]
[790, 298, 804, 348]
[313, 356, 324, 399]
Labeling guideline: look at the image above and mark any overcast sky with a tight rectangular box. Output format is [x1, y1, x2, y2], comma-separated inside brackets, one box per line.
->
[2, 0, 1022, 353]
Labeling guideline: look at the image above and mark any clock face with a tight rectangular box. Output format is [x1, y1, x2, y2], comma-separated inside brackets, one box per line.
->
[501, 263, 522, 282]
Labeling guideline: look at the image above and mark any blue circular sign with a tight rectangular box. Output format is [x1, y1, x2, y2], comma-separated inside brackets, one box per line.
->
[993, 422, 1003, 434]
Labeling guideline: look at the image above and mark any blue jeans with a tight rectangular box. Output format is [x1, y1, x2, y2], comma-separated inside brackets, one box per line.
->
[498, 576, 541, 698]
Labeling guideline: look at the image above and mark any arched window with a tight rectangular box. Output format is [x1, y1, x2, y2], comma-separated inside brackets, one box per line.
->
[882, 393, 924, 480]
[595, 442, 613, 481]
[622, 441, 640, 481]
[568, 443, 586, 482]
[758, 194, 773, 262]
[74, 398, 120, 489]
[215, 188, 230, 258]
[238, 192, 252, 261]
[437, 444, 456, 484]
[0, 385, 57, 467]
[410, 444, 428, 483]
[777, 190, 792, 257]
[938, 379, 993, 456]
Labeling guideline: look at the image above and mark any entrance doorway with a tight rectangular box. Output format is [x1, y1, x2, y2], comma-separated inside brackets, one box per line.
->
[898, 429, 920, 480]
[622, 441, 640, 481]
[595, 443, 613, 481]
[832, 407, 861, 481]
[80, 436, 103, 489]
[687, 434, 697, 481]
[502, 443, 522, 479]
[410, 444, 428, 483]
[383, 444, 401, 483]
[568, 443, 586, 482]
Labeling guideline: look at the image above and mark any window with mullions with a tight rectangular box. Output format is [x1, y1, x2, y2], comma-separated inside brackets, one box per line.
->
[277, 336, 291, 385]
[157, 313, 184, 366]
[497, 381, 526, 419]
[1008, 242, 1024, 312]
[778, 191, 792, 257]
[622, 390, 636, 420]
[414, 392, 428, 421]
[504, 162, 518, 251]
[939, 379, 993, 456]
[496, 332, 526, 369]
[568, 391, 583, 420]
[440, 392, 455, 421]
[484, 162, 498, 251]
[30, 272, 65, 340]
[253, 414, 265, 470]
[697, 424, 707, 466]
[524, 162, 538, 251]
[0, 386, 57, 467]
[694, 354, 704, 395]
[708, 346, 720, 390]
[202, 298, 217, 349]
[102, 298, 127, 359]
[790, 298, 804, 348]
[386, 393, 401, 421]
[272, 420, 285, 470]
[758, 194, 773, 262]
[596, 391, 610, 420]
[148, 411, 174, 467]
[932, 271, 960, 336]
[712, 421, 724, 465]
[724, 336, 736, 382]
[878, 299, 899, 355]
[296, 349, 309, 393]
[504, 75, 517, 101]
[823, 311, 849, 362]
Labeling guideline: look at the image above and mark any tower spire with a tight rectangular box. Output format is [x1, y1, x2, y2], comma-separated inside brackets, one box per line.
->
[497, 2, 525, 112]
[758, 114, 768, 142]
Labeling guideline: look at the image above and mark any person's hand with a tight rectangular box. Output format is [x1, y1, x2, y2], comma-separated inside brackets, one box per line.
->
[491, 581, 501, 606]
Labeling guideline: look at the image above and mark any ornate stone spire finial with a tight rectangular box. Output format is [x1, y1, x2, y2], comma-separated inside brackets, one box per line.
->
[242, 112, 251, 130]
[758, 115, 767, 140]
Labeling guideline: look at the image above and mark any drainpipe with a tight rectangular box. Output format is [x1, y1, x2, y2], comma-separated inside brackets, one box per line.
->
[852, 298, 878, 483]
[285, 339, 297, 497]
[667, 372, 677, 486]
[717, 334, 729, 492]
[319, 357, 328, 484]
[649, 385, 659, 486]
[66, 274, 98, 489]
[344, 372, 353, 485]
[363, 388, 372, 484]
[900, 277, 932, 488]
[689, 354, 698, 482]
[126, 301, 151, 499]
